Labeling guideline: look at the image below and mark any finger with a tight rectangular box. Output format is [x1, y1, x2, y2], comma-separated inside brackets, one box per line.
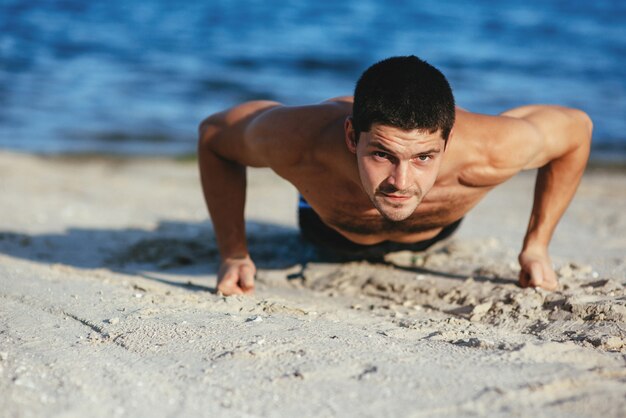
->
[220, 267, 238, 282]
[543, 280, 558, 291]
[239, 266, 255, 294]
[519, 268, 532, 288]
[218, 280, 243, 296]
[541, 271, 559, 291]
[218, 270, 244, 296]
[528, 262, 544, 288]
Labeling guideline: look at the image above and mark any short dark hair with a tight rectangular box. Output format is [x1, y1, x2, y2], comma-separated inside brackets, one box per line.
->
[352, 55, 455, 141]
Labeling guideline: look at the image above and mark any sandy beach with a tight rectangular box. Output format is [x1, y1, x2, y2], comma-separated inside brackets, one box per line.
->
[1, 150, 625, 417]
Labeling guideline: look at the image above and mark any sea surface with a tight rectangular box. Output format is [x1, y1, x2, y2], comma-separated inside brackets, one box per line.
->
[1, 0, 625, 160]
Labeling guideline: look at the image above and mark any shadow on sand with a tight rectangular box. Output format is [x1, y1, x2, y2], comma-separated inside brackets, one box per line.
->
[0, 219, 516, 293]
[0, 220, 313, 292]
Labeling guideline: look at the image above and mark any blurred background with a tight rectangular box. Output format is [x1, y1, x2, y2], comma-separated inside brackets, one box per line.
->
[1, 0, 624, 161]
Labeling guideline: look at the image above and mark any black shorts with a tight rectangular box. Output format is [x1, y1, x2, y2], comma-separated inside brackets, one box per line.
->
[298, 196, 462, 260]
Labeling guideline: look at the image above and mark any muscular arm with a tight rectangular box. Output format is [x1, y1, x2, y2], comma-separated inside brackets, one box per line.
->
[501, 105, 593, 289]
[198, 100, 334, 294]
[197, 100, 280, 294]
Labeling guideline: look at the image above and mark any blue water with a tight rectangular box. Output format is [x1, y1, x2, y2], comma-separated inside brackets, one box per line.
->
[1, 0, 625, 160]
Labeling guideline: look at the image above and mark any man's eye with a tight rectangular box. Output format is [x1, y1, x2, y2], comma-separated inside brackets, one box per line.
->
[416, 155, 431, 161]
[373, 151, 388, 160]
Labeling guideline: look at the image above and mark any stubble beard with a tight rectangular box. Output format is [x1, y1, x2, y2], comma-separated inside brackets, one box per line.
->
[371, 187, 422, 222]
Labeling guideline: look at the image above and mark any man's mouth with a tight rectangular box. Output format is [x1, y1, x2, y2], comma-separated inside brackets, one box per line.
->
[380, 193, 412, 201]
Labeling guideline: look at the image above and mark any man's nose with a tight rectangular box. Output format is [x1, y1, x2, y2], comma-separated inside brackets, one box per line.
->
[389, 162, 411, 191]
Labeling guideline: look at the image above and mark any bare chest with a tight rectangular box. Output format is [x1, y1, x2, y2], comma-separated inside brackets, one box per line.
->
[340, 188, 483, 232]
[296, 175, 491, 243]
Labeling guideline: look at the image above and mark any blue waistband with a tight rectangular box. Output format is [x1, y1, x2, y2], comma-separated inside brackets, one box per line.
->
[298, 195, 312, 209]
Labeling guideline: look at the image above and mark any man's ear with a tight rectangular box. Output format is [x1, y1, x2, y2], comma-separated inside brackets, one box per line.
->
[345, 117, 357, 153]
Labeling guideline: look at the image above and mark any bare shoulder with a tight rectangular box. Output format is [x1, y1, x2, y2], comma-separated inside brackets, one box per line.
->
[454, 105, 592, 185]
[199, 99, 349, 169]
[198, 100, 281, 167]
[245, 98, 350, 168]
[497, 105, 592, 169]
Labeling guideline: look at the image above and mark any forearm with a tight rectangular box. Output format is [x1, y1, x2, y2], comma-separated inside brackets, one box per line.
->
[198, 126, 248, 260]
[523, 127, 591, 250]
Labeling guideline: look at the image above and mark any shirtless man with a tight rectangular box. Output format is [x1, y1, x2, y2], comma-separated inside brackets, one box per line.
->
[198, 55, 592, 296]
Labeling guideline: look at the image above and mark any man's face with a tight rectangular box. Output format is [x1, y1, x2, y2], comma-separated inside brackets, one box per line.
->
[346, 122, 446, 222]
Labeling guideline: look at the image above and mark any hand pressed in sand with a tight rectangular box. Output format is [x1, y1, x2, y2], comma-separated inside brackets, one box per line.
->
[518, 247, 558, 291]
[217, 255, 256, 295]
